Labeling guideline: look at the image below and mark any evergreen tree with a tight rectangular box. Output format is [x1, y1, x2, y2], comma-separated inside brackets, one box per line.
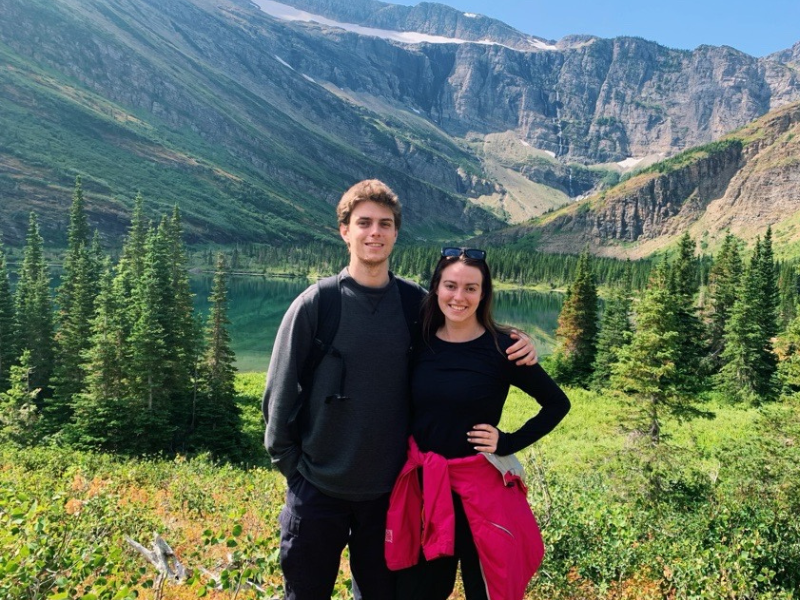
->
[70, 260, 128, 451]
[192, 254, 242, 459]
[612, 263, 686, 443]
[14, 213, 54, 395]
[113, 192, 148, 340]
[706, 234, 744, 367]
[669, 234, 707, 392]
[551, 249, 598, 387]
[49, 176, 99, 432]
[0, 240, 15, 392]
[755, 227, 779, 347]
[158, 208, 201, 448]
[716, 237, 776, 404]
[0, 350, 39, 446]
[125, 228, 173, 452]
[610, 263, 690, 497]
[591, 273, 633, 390]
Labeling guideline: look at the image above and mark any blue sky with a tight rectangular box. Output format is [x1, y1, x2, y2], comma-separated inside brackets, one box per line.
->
[389, 0, 799, 57]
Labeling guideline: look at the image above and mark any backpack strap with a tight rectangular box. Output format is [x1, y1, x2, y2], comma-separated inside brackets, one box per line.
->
[299, 274, 422, 403]
[297, 274, 342, 405]
[395, 277, 423, 352]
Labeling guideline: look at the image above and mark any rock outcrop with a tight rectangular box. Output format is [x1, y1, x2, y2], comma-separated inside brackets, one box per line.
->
[490, 102, 800, 257]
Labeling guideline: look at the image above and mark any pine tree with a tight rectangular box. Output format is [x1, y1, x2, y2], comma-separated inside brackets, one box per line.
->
[158, 208, 201, 449]
[610, 262, 690, 497]
[706, 233, 744, 367]
[125, 228, 173, 452]
[0, 350, 39, 446]
[69, 260, 129, 451]
[192, 253, 242, 460]
[669, 234, 707, 392]
[0, 240, 16, 392]
[49, 176, 99, 432]
[114, 192, 148, 340]
[551, 249, 598, 387]
[15, 213, 54, 396]
[591, 272, 632, 390]
[716, 237, 775, 404]
[755, 227, 779, 348]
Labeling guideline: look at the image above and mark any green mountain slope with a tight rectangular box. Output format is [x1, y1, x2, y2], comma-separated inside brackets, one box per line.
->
[0, 0, 502, 245]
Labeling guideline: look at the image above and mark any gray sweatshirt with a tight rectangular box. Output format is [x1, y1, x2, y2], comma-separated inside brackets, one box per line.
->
[263, 269, 425, 501]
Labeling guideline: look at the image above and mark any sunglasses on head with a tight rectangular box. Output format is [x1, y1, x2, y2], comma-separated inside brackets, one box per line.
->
[441, 247, 487, 261]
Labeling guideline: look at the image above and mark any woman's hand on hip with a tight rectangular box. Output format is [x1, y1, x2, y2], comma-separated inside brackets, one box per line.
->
[469, 424, 499, 453]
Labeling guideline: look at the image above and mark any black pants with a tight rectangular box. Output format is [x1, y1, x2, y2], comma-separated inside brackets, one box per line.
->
[395, 494, 489, 600]
[279, 472, 395, 600]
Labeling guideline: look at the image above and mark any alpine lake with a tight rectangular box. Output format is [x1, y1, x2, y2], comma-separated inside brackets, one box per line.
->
[190, 275, 564, 372]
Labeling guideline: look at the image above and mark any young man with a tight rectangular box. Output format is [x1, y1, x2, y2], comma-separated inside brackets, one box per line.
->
[263, 179, 535, 600]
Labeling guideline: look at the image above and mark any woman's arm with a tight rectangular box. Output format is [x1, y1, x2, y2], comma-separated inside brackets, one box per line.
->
[493, 363, 570, 456]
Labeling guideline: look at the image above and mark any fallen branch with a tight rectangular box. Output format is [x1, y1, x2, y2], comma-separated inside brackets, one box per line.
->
[125, 533, 191, 586]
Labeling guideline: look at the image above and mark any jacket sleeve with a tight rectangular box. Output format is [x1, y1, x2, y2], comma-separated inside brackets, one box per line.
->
[496, 362, 571, 456]
[262, 288, 317, 479]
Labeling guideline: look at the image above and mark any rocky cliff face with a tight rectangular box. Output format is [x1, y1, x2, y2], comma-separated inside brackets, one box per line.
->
[491, 102, 800, 257]
[275, 0, 800, 164]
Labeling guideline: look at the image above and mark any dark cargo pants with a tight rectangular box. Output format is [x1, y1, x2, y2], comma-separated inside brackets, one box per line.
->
[279, 472, 396, 600]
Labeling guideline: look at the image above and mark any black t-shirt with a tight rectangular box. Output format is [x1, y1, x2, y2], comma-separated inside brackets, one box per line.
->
[410, 330, 570, 459]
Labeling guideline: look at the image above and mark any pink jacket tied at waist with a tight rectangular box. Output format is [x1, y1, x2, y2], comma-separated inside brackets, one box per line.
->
[385, 437, 545, 600]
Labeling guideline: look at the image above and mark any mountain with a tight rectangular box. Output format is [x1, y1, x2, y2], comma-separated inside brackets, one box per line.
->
[1, 0, 799, 250]
[0, 0, 504, 246]
[482, 101, 800, 258]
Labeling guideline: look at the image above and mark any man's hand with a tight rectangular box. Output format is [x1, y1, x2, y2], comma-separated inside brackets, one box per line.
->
[507, 329, 538, 366]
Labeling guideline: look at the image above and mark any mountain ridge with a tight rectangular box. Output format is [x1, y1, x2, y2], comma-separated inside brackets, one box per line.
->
[481, 101, 800, 258]
[1, 0, 799, 253]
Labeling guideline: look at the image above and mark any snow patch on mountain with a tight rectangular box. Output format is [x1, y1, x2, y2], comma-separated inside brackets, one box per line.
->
[251, 0, 557, 51]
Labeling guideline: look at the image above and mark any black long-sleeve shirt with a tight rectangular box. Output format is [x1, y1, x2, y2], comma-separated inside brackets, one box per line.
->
[410, 330, 570, 459]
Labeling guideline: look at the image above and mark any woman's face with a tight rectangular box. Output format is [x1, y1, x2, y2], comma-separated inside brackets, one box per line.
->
[436, 261, 484, 327]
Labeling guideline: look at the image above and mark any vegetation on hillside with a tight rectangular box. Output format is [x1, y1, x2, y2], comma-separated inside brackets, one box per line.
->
[2, 383, 799, 599]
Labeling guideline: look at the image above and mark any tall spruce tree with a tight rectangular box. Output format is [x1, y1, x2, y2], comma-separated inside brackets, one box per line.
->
[158, 208, 200, 449]
[610, 262, 690, 497]
[591, 271, 633, 390]
[49, 176, 99, 432]
[612, 262, 686, 443]
[0, 241, 15, 392]
[755, 227, 779, 348]
[69, 260, 129, 451]
[192, 253, 242, 460]
[15, 213, 54, 396]
[551, 249, 598, 387]
[125, 227, 174, 453]
[716, 236, 776, 404]
[669, 234, 707, 392]
[706, 234, 744, 367]
[113, 192, 148, 341]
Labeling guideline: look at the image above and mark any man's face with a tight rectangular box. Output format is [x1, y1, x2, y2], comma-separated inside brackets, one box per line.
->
[339, 201, 398, 268]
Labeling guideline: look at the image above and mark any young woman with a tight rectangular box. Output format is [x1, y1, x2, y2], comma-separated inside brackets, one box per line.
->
[385, 247, 571, 600]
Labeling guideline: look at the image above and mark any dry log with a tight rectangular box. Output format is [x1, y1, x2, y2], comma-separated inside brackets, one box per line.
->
[125, 533, 191, 585]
